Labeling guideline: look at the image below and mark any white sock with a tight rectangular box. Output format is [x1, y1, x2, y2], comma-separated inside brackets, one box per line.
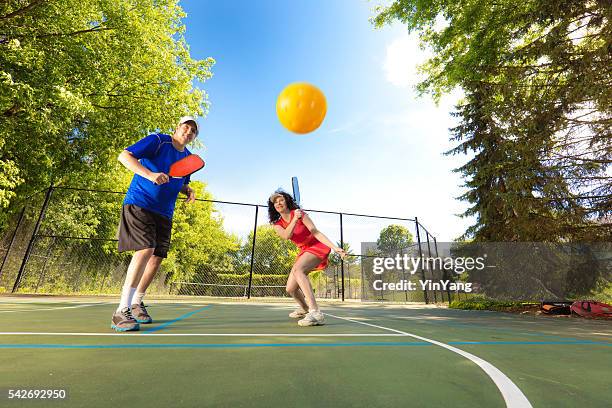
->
[132, 291, 145, 306]
[117, 286, 136, 312]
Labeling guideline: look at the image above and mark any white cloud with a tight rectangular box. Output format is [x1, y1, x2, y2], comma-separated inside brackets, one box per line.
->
[382, 33, 429, 88]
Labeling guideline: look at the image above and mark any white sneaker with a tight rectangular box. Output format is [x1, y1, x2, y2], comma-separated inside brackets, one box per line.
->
[289, 309, 307, 319]
[298, 311, 325, 327]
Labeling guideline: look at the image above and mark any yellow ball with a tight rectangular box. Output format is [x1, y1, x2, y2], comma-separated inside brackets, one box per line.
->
[276, 82, 327, 134]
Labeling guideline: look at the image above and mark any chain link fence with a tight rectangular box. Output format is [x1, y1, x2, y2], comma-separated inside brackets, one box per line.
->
[0, 185, 456, 303]
[446, 242, 612, 301]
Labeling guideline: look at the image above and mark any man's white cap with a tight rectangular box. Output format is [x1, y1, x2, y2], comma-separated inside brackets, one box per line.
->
[178, 116, 199, 134]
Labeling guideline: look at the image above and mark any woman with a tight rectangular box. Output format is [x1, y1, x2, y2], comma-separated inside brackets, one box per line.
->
[268, 191, 346, 326]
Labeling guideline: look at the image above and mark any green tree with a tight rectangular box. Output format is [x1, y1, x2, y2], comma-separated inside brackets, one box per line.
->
[377, 225, 414, 254]
[447, 84, 588, 241]
[239, 225, 299, 276]
[374, 0, 611, 241]
[39, 161, 133, 241]
[0, 0, 215, 227]
[164, 181, 241, 284]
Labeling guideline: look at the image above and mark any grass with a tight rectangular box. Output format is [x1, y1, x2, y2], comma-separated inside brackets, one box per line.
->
[449, 296, 539, 312]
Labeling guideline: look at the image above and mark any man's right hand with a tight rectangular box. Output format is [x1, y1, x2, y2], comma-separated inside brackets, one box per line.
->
[149, 172, 169, 185]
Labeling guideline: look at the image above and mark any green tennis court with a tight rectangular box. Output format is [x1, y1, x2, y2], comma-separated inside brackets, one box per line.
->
[1, 296, 610, 407]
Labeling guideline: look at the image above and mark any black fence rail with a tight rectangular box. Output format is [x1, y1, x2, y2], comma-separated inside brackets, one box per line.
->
[0, 185, 458, 303]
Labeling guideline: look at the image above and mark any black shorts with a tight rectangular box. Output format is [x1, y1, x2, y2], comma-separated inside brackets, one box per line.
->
[117, 204, 172, 258]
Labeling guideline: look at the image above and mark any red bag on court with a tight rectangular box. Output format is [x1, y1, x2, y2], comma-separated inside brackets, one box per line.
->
[570, 301, 612, 318]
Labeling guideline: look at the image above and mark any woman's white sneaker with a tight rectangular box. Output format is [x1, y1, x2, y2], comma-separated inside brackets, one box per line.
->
[298, 311, 325, 326]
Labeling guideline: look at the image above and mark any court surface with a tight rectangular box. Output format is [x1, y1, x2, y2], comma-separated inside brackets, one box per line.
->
[0, 296, 610, 407]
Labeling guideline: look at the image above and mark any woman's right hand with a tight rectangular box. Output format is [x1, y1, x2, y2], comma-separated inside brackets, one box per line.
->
[334, 247, 347, 259]
[294, 209, 303, 220]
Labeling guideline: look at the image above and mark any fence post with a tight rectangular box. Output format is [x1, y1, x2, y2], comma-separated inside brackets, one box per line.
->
[426, 231, 436, 303]
[246, 205, 259, 299]
[339, 213, 345, 302]
[415, 217, 428, 304]
[12, 184, 54, 293]
[0, 206, 27, 281]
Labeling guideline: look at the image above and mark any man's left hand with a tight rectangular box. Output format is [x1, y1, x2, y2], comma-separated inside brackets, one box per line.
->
[183, 186, 196, 203]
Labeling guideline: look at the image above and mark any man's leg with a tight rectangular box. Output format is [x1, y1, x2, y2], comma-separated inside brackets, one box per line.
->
[131, 255, 163, 323]
[112, 204, 160, 332]
[117, 248, 154, 312]
[136, 255, 163, 294]
[112, 248, 154, 331]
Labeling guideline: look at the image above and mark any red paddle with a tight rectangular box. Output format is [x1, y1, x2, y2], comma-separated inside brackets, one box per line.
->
[168, 154, 205, 178]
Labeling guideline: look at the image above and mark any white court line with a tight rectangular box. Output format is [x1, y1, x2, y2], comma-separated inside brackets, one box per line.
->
[325, 312, 533, 408]
[0, 332, 404, 337]
[0, 303, 111, 313]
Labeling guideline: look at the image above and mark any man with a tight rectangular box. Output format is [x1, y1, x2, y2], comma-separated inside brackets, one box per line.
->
[111, 116, 199, 332]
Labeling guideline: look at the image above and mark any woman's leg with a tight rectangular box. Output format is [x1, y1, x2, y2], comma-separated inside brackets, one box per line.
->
[286, 272, 309, 312]
[290, 252, 323, 312]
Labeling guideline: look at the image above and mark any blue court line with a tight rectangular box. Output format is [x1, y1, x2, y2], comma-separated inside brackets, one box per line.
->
[384, 314, 609, 344]
[0, 340, 609, 349]
[142, 305, 212, 333]
[449, 340, 611, 346]
[0, 342, 430, 349]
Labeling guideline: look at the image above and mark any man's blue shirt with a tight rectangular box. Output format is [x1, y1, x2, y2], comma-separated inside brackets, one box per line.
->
[123, 133, 191, 219]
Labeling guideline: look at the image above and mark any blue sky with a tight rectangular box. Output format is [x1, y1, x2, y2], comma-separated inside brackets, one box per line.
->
[180, 0, 472, 242]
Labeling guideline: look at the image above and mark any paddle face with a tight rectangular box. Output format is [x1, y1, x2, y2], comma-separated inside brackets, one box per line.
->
[292, 176, 300, 206]
[168, 154, 205, 178]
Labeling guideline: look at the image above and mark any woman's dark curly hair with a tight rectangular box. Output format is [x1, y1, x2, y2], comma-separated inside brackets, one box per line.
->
[268, 190, 300, 224]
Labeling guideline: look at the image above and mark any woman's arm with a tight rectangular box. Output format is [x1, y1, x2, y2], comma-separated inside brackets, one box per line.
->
[301, 213, 346, 258]
[272, 211, 301, 240]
